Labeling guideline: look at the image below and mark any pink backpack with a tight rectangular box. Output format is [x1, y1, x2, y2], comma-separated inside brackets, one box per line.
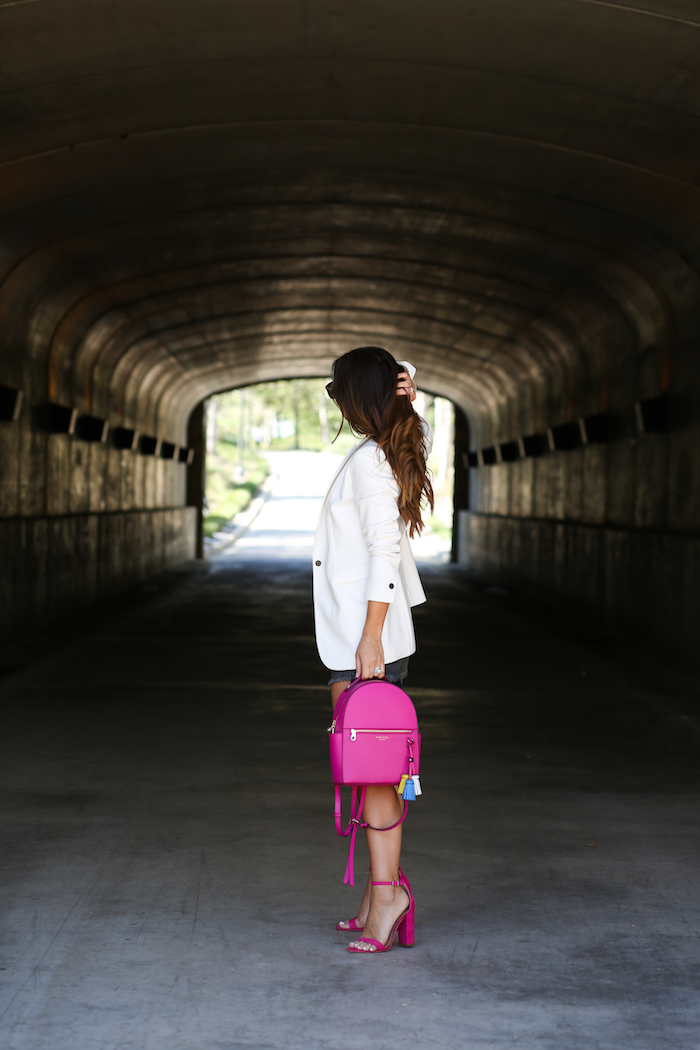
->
[328, 677, 422, 885]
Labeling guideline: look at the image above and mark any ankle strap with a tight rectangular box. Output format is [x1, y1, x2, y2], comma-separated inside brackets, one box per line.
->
[371, 880, 400, 886]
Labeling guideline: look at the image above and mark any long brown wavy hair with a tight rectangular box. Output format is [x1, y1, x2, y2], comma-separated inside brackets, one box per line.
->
[329, 346, 434, 536]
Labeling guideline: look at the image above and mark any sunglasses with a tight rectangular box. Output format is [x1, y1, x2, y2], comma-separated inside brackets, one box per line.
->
[325, 381, 336, 401]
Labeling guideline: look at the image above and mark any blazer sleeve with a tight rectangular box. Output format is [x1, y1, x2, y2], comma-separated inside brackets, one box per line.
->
[350, 446, 402, 604]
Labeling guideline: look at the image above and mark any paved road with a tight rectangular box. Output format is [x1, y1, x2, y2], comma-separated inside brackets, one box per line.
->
[220, 449, 342, 561]
[218, 448, 450, 563]
[0, 468, 699, 1049]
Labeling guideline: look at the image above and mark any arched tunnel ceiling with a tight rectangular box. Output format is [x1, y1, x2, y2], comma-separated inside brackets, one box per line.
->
[1, 0, 700, 444]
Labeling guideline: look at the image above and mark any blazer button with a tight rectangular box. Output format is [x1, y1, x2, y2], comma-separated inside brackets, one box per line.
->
[389, 583, 394, 589]
[315, 560, 321, 566]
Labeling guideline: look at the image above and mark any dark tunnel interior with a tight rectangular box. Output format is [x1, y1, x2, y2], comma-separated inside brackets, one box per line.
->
[1, 0, 699, 656]
[1, 3, 700, 1047]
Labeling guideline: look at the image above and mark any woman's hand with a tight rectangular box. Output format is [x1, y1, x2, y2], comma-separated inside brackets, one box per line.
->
[355, 600, 390, 679]
[355, 634, 385, 680]
[397, 371, 417, 402]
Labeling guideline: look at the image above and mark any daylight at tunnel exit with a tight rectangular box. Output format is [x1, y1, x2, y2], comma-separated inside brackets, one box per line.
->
[0, 3, 699, 1049]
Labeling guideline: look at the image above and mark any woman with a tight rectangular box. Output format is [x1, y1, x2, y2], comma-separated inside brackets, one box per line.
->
[312, 345, 434, 954]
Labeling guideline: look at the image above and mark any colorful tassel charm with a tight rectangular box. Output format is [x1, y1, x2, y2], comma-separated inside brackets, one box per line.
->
[397, 773, 409, 795]
[411, 774, 422, 796]
[402, 777, 416, 801]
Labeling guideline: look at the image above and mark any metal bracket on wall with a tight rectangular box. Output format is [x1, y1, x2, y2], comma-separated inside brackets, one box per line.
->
[481, 446, 502, 465]
[113, 426, 139, 450]
[0, 385, 22, 422]
[579, 413, 610, 444]
[547, 422, 581, 451]
[520, 433, 548, 457]
[499, 440, 520, 462]
[35, 402, 77, 434]
[139, 434, 162, 456]
[635, 394, 669, 433]
[75, 414, 109, 443]
[464, 401, 664, 470]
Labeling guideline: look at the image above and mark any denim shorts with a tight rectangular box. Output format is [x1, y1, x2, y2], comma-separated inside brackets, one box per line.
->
[327, 656, 410, 687]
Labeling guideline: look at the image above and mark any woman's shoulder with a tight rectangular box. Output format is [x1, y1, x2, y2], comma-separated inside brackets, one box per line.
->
[348, 440, 396, 483]
[346, 443, 398, 499]
[351, 438, 384, 465]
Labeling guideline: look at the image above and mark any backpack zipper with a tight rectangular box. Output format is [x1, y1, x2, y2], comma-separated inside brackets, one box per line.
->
[349, 728, 414, 741]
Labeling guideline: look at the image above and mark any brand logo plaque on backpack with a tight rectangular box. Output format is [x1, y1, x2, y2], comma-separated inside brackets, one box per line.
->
[328, 677, 422, 886]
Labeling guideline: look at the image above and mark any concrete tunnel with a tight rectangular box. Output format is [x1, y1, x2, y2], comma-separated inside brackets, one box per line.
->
[1, 3, 700, 1047]
[1, 0, 699, 656]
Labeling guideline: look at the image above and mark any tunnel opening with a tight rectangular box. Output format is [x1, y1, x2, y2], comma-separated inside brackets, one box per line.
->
[193, 378, 461, 564]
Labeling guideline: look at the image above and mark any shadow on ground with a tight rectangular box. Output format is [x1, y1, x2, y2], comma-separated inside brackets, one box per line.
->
[0, 552, 699, 1050]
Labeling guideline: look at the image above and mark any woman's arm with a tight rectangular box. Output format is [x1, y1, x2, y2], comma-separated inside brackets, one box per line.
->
[396, 360, 417, 401]
[397, 361, 432, 454]
[350, 447, 401, 678]
[351, 360, 421, 679]
[355, 600, 390, 679]
[353, 447, 402, 602]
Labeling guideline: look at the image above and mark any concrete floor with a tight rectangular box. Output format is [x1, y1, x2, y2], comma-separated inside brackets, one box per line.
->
[1, 455, 700, 1049]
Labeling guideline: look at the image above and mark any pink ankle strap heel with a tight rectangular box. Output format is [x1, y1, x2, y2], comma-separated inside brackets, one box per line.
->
[347, 882, 415, 954]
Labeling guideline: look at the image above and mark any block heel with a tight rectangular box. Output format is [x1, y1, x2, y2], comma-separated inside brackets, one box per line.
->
[397, 902, 415, 947]
[347, 880, 415, 954]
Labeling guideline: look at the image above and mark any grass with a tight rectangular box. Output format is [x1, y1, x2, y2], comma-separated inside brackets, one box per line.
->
[424, 514, 452, 541]
[263, 429, 357, 456]
[204, 446, 269, 538]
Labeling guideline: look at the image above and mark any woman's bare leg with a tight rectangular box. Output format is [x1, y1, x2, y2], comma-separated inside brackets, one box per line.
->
[363, 785, 403, 882]
[331, 681, 351, 708]
[348, 785, 409, 951]
[332, 681, 373, 929]
[331, 681, 409, 948]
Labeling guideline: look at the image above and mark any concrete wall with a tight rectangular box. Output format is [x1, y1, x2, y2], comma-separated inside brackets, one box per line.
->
[467, 414, 699, 535]
[0, 407, 195, 632]
[0, 507, 196, 634]
[0, 422, 187, 519]
[456, 307, 700, 662]
[459, 510, 699, 661]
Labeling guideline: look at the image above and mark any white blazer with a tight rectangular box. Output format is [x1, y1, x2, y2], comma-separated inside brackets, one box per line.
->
[312, 363, 432, 671]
